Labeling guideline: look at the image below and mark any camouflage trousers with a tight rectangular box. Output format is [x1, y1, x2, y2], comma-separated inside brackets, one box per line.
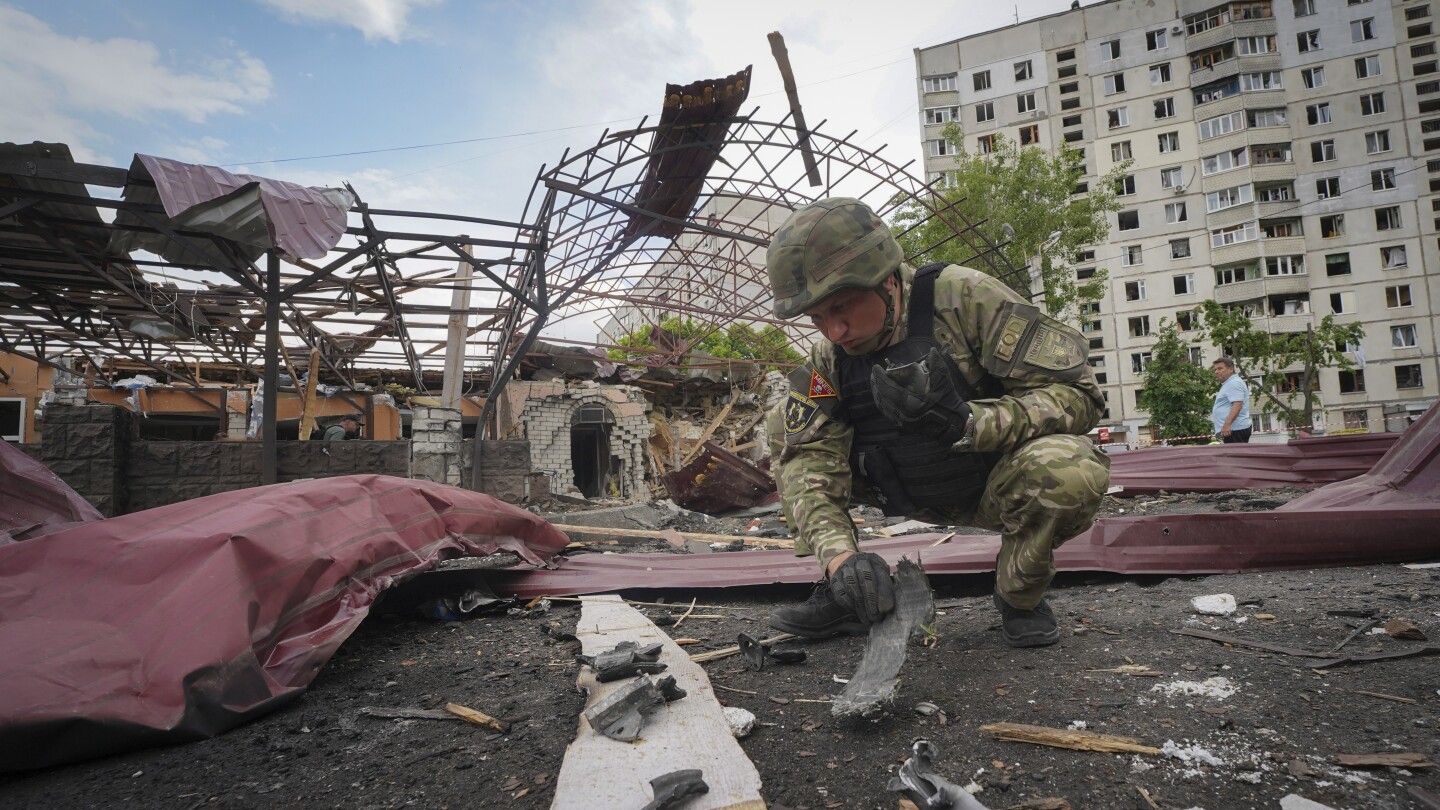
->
[948, 434, 1110, 609]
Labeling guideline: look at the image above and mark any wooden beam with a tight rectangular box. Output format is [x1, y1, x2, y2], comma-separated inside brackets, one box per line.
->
[767, 32, 823, 187]
[297, 347, 322, 441]
[551, 595, 766, 810]
[681, 398, 734, 466]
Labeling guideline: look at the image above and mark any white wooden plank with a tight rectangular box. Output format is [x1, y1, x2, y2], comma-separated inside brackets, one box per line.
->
[550, 595, 766, 810]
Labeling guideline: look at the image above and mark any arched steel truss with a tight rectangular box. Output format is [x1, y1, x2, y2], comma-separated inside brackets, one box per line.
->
[479, 112, 1018, 436]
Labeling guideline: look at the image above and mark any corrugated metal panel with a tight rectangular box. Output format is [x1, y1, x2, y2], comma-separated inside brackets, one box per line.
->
[1106, 432, 1399, 495]
[493, 409, 1439, 598]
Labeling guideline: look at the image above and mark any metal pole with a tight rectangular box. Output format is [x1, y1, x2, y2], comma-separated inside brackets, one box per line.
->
[262, 251, 280, 485]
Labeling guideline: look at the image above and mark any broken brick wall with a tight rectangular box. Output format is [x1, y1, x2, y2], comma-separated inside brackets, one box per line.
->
[507, 381, 651, 499]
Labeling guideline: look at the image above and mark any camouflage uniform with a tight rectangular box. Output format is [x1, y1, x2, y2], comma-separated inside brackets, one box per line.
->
[767, 262, 1110, 609]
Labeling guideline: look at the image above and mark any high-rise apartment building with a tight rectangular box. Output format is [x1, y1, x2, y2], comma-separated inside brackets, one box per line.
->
[916, 0, 1437, 442]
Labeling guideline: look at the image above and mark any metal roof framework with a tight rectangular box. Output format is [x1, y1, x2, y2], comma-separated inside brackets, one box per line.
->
[2, 100, 1012, 490]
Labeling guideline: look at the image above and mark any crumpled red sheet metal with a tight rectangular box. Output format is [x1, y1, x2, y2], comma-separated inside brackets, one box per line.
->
[0, 439, 102, 544]
[0, 475, 566, 772]
[1107, 432, 1400, 495]
[492, 407, 1440, 598]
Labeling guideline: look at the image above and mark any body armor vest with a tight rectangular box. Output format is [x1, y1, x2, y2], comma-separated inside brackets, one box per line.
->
[835, 264, 1001, 516]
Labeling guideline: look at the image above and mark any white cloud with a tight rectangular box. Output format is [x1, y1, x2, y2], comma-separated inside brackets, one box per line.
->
[255, 0, 442, 42]
[0, 5, 271, 160]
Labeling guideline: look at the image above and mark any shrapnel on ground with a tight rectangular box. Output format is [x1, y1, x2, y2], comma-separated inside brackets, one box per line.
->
[2, 488, 1437, 810]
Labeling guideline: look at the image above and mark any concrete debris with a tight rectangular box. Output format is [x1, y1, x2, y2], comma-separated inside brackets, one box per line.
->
[1162, 739, 1226, 766]
[1152, 677, 1237, 700]
[722, 706, 755, 739]
[1191, 593, 1237, 615]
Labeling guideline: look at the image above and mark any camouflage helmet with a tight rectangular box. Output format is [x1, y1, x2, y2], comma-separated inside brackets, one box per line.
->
[766, 197, 903, 319]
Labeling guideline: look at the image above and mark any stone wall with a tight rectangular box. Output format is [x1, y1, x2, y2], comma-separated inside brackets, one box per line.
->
[125, 440, 410, 511]
[40, 404, 410, 514]
[508, 381, 651, 499]
[41, 403, 135, 516]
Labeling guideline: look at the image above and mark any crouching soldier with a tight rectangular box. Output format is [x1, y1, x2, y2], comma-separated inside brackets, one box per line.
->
[764, 198, 1110, 647]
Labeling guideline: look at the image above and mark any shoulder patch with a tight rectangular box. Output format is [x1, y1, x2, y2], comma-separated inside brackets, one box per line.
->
[1023, 322, 1087, 371]
[806, 368, 836, 398]
[783, 390, 820, 436]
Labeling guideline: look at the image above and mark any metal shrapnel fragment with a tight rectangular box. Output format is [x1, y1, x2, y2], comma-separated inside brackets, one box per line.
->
[832, 557, 934, 717]
[583, 674, 687, 742]
[575, 640, 667, 682]
[639, 768, 710, 810]
[887, 739, 991, 810]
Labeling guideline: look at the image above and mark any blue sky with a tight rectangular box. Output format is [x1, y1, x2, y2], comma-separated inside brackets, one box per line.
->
[3, 0, 1067, 225]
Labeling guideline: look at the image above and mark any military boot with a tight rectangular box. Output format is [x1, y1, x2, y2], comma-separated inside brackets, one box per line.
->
[768, 580, 867, 638]
[993, 592, 1060, 648]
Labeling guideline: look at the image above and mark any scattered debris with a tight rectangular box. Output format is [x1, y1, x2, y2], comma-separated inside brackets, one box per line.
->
[576, 640, 667, 682]
[1161, 740, 1224, 766]
[1191, 594, 1237, 616]
[1410, 785, 1440, 810]
[1151, 677, 1237, 700]
[712, 683, 756, 696]
[914, 702, 941, 717]
[583, 674, 686, 742]
[1087, 664, 1162, 677]
[1351, 690, 1416, 704]
[721, 707, 755, 739]
[553, 523, 792, 550]
[690, 633, 797, 663]
[1403, 562, 1440, 570]
[359, 706, 460, 721]
[639, 769, 709, 810]
[887, 739, 991, 810]
[875, 519, 938, 538]
[1279, 795, 1339, 810]
[1173, 627, 1440, 668]
[1384, 617, 1428, 640]
[1135, 786, 1160, 810]
[736, 632, 807, 671]
[831, 558, 935, 717]
[1328, 619, 1381, 654]
[444, 702, 510, 733]
[1332, 752, 1433, 769]
[979, 723, 1161, 755]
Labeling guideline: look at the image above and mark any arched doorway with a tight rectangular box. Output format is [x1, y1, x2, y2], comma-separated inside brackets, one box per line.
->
[571, 404, 615, 498]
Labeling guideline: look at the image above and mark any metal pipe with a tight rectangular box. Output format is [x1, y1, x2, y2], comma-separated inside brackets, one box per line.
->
[262, 251, 280, 485]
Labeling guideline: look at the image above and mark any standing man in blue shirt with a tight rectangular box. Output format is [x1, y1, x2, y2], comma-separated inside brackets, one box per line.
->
[1211, 357, 1252, 443]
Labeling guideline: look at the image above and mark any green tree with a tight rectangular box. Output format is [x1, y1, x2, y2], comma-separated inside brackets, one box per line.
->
[1137, 320, 1217, 444]
[890, 125, 1131, 324]
[1195, 300, 1366, 431]
[608, 316, 803, 369]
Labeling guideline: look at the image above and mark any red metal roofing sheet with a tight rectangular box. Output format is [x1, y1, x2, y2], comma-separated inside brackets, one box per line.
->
[130, 153, 351, 260]
[0, 475, 567, 771]
[492, 407, 1440, 598]
[1106, 432, 1400, 495]
[0, 439, 102, 543]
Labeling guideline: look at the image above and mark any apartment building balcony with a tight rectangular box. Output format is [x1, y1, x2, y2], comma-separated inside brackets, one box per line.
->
[1262, 235, 1306, 256]
[1207, 203, 1256, 230]
[1250, 161, 1297, 184]
[1267, 313, 1313, 333]
[1210, 237, 1263, 264]
[1214, 277, 1266, 304]
[1190, 57, 1243, 87]
[1257, 199, 1297, 219]
[1263, 272, 1310, 295]
[1212, 272, 1312, 306]
[1237, 53, 1282, 74]
[1185, 16, 1278, 54]
[1200, 161, 1295, 195]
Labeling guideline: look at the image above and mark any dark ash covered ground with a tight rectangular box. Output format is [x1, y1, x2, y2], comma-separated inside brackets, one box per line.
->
[3, 490, 1438, 810]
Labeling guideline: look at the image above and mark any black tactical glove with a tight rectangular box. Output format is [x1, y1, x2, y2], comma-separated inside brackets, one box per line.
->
[869, 346, 973, 447]
[828, 551, 896, 624]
